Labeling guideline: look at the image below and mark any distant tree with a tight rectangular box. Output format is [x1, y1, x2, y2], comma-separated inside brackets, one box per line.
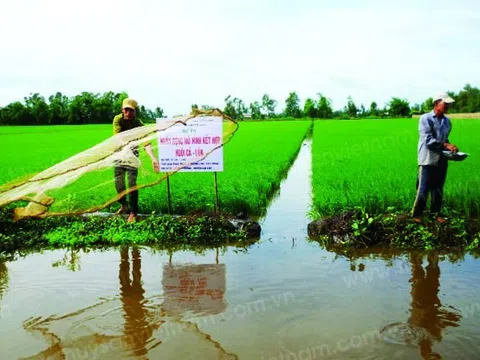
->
[317, 93, 333, 118]
[421, 97, 433, 113]
[192, 104, 214, 113]
[24, 93, 49, 125]
[284, 92, 302, 118]
[223, 95, 246, 120]
[261, 94, 277, 117]
[445, 91, 458, 113]
[0, 102, 30, 125]
[68, 92, 107, 124]
[369, 102, 378, 117]
[0, 90, 170, 125]
[379, 105, 389, 117]
[448, 84, 480, 113]
[359, 104, 367, 117]
[388, 97, 410, 117]
[249, 101, 264, 120]
[97, 91, 119, 123]
[223, 96, 235, 118]
[136, 105, 165, 122]
[223, 95, 237, 118]
[113, 92, 129, 114]
[137, 105, 147, 121]
[234, 97, 247, 120]
[332, 109, 344, 118]
[303, 98, 317, 118]
[345, 96, 358, 118]
[4, 84, 480, 125]
[48, 92, 70, 125]
[410, 103, 422, 116]
[154, 107, 165, 118]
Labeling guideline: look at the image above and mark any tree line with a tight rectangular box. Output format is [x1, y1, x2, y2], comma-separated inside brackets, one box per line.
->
[0, 84, 479, 125]
[218, 84, 480, 120]
[0, 91, 164, 126]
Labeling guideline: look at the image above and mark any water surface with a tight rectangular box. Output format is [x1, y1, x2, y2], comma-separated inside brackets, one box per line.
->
[1, 140, 480, 359]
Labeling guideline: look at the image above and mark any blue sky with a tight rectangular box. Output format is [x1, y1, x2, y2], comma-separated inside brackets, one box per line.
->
[1, 0, 479, 115]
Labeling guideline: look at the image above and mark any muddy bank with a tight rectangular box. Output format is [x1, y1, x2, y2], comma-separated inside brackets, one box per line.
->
[308, 209, 480, 251]
[0, 209, 260, 255]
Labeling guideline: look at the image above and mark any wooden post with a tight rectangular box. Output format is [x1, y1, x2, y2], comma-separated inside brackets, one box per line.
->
[166, 174, 172, 214]
[214, 172, 219, 213]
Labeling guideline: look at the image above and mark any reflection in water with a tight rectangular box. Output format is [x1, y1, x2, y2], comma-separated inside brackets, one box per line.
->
[20, 247, 237, 359]
[408, 253, 461, 359]
[162, 263, 226, 317]
[159, 260, 236, 359]
[119, 247, 160, 357]
[52, 249, 82, 272]
[380, 253, 462, 359]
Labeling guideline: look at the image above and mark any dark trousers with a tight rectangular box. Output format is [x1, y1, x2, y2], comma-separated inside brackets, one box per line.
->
[114, 167, 139, 214]
[412, 158, 448, 217]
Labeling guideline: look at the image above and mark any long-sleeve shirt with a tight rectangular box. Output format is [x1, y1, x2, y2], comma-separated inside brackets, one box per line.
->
[112, 113, 145, 157]
[113, 113, 144, 135]
[417, 111, 451, 166]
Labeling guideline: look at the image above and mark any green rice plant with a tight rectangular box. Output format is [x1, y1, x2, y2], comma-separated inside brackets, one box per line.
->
[139, 121, 311, 215]
[0, 125, 111, 185]
[1, 121, 311, 216]
[312, 118, 480, 216]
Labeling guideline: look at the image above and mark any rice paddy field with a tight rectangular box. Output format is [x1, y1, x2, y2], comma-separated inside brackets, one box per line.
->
[1, 118, 479, 218]
[2, 118, 480, 360]
[312, 118, 480, 216]
[0, 121, 311, 217]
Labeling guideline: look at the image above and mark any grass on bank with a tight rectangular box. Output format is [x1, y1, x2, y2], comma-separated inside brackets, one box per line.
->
[0, 208, 256, 256]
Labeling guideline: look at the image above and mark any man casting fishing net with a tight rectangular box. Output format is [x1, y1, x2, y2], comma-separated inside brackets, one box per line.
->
[113, 98, 159, 222]
[0, 104, 237, 220]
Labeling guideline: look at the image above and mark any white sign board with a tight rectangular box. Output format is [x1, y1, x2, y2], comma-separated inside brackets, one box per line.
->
[157, 116, 223, 172]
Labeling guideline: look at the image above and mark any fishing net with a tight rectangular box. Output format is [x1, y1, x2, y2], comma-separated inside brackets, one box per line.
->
[0, 109, 238, 220]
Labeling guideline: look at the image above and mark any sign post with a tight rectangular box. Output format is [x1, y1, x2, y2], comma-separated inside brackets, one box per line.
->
[157, 116, 224, 214]
[166, 174, 172, 214]
[214, 172, 219, 213]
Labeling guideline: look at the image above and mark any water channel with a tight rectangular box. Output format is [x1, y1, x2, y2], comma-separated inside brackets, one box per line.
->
[1, 140, 480, 359]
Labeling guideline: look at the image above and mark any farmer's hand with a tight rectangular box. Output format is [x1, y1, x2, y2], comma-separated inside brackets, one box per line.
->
[444, 143, 459, 153]
[152, 159, 160, 172]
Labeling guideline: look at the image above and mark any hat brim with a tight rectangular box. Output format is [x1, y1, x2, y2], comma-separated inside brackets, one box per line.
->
[443, 97, 455, 104]
[122, 106, 136, 110]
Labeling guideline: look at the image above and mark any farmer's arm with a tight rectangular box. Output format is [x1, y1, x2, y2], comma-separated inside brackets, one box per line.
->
[113, 115, 122, 135]
[137, 120, 159, 172]
[144, 143, 159, 172]
[444, 120, 459, 152]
